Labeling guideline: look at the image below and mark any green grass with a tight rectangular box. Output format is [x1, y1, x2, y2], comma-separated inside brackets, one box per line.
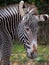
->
[12, 41, 25, 53]
[38, 45, 49, 54]
[11, 41, 49, 62]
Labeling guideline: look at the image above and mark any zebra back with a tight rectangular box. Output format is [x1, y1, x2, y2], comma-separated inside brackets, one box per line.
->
[0, 4, 22, 40]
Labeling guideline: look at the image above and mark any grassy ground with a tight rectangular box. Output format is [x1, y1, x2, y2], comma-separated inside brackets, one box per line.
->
[10, 41, 49, 65]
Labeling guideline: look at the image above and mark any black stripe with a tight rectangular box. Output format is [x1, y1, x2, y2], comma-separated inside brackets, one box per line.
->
[0, 5, 22, 40]
[24, 34, 30, 45]
[9, 7, 15, 39]
[6, 7, 14, 39]
[20, 34, 24, 41]
[0, 10, 10, 35]
[4, 9, 10, 32]
[24, 43, 30, 49]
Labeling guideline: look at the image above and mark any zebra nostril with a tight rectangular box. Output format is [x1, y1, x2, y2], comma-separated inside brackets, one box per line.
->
[31, 52, 34, 56]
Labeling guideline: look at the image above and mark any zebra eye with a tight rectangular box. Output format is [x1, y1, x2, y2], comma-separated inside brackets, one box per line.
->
[26, 28, 29, 31]
[25, 27, 29, 31]
[24, 26, 30, 31]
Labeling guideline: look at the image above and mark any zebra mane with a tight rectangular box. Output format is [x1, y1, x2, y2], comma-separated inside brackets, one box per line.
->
[22, 8, 36, 22]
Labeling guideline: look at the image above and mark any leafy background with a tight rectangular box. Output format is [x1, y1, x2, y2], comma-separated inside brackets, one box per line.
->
[0, 0, 49, 14]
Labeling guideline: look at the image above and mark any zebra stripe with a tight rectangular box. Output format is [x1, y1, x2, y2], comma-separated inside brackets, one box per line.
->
[0, 3, 30, 47]
[0, 1, 35, 64]
[0, 1, 36, 65]
[18, 27, 30, 49]
[0, 5, 22, 40]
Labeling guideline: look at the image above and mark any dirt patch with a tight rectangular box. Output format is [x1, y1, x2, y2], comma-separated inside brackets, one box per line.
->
[10, 60, 49, 65]
[10, 53, 49, 65]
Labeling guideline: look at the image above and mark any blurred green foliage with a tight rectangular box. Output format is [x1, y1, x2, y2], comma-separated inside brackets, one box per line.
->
[11, 41, 49, 62]
[0, 0, 49, 14]
[38, 21, 49, 45]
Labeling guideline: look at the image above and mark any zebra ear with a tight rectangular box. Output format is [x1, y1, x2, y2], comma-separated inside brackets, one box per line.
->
[19, 1, 25, 17]
[34, 14, 49, 22]
[42, 14, 49, 21]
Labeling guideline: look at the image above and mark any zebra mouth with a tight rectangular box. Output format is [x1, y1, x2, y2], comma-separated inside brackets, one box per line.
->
[27, 52, 37, 59]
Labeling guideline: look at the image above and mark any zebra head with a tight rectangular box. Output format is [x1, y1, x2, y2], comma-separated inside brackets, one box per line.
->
[18, 10, 39, 59]
[18, 1, 49, 58]
[18, 7, 49, 58]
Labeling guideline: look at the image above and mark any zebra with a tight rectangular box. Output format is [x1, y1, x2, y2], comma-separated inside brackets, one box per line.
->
[0, 0, 49, 65]
[18, 10, 49, 58]
[0, 1, 27, 65]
